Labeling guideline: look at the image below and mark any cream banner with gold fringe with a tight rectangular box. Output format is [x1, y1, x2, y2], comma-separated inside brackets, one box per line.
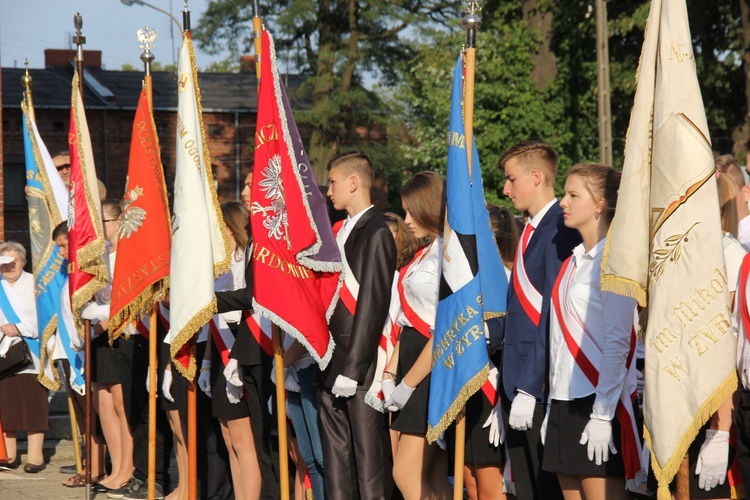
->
[601, 0, 735, 498]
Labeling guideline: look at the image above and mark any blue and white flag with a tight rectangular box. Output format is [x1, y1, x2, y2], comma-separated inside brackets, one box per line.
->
[22, 102, 68, 390]
[426, 54, 509, 442]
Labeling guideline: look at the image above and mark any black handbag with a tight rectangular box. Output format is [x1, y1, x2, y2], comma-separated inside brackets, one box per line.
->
[0, 339, 33, 380]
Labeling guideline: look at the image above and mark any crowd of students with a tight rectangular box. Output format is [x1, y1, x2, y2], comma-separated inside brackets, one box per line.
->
[1, 140, 750, 500]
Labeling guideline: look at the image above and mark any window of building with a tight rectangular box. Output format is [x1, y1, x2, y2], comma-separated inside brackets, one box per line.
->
[4, 162, 26, 207]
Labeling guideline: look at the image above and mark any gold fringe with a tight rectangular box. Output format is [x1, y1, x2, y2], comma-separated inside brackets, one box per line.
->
[186, 38, 231, 279]
[600, 273, 647, 308]
[425, 364, 489, 443]
[109, 278, 169, 342]
[70, 266, 108, 338]
[645, 372, 738, 496]
[22, 101, 63, 226]
[38, 315, 61, 391]
[169, 299, 216, 381]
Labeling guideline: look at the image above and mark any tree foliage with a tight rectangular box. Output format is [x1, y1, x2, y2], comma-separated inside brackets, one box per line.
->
[196, 0, 750, 212]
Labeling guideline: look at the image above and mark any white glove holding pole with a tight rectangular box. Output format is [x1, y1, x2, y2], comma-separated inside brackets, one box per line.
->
[695, 429, 730, 491]
[198, 360, 212, 398]
[161, 368, 174, 403]
[508, 391, 536, 431]
[579, 414, 617, 465]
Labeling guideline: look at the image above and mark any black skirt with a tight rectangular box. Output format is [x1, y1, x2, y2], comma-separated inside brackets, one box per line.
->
[391, 327, 431, 435]
[91, 333, 121, 384]
[464, 352, 505, 466]
[0, 373, 49, 431]
[542, 394, 626, 478]
[211, 362, 251, 421]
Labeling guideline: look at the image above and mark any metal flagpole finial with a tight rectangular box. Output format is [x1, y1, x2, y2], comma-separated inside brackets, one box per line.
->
[73, 12, 86, 46]
[138, 27, 157, 74]
[21, 58, 32, 91]
[462, 1, 483, 48]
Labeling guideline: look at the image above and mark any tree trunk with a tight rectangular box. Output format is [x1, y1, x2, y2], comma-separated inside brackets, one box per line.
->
[522, 0, 557, 89]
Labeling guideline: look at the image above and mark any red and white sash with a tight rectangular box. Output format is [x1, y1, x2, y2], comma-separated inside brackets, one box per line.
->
[245, 311, 273, 358]
[397, 245, 433, 338]
[365, 276, 401, 412]
[333, 220, 359, 315]
[513, 224, 543, 326]
[738, 253, 750, 342]
[552, 257, 646, 489]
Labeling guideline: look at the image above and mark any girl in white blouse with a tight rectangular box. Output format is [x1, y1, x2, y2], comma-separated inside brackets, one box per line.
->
[382, 171, 452, 500]
[542, 163, 645, 499]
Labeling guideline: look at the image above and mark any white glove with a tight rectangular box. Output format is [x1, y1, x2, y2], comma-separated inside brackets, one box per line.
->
[384, 381, 415, 411]
[381, 378, 396, 405]
[146, 370, 151, 393]
[81, 302, 110, 322]
[482, 399, 505, 447]
[331, 375, 358, 398]
[540, 403, 551, 445]
[226, 381, 243, 404]
[161, 368, 174, 403]
[224, 358, 243, 387]
[270, 361, 301, 393]
[198, 360, 212, 398]
[636, 369, 645, 400]
[508, 391, 537, 431]
[579, 415, 617, 465]
[285, 367, 301, 393]
[695, 429, 730, 491]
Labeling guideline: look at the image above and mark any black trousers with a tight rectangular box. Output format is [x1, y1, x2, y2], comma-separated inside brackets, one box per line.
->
[500, 389, 563, 500]
[737, 390, 750, 490]
[318, 386, 394, 500]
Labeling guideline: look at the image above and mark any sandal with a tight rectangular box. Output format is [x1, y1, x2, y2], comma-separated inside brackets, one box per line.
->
[63, 472, 105, 487]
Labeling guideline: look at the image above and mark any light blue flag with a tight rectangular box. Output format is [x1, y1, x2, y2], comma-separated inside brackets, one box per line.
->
[22, 104, 68, 390]
[426, 54, 509, 442]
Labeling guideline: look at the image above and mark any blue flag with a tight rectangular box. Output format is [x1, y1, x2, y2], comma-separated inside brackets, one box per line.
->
[426, 55, 509, 442]
[22, 103, 68, 390]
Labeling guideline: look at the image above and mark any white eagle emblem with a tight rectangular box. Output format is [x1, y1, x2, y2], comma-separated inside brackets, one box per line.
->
[118, 181, 147, 239]
[250, 155, 290, 248]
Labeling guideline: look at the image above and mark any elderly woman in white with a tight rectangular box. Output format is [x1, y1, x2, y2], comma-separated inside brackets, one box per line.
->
[0, 241, 48, 473]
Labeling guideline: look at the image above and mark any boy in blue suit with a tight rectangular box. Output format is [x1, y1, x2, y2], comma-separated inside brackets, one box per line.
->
[494, 140, 581, 499]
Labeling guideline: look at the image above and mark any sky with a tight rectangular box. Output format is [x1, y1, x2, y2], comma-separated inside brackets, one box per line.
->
[0, 0, 232, 71]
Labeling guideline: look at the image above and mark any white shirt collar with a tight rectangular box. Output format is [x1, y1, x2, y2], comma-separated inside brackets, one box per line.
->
[573, 238, 606, 261]
[528, 198, 558, 229]
[345, 205, 374, 230]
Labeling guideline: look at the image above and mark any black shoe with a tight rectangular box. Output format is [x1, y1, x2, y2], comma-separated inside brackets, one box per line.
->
[0, 459, 19, 472]
[107, 478, 139, 499]
[123, 479, 164, 500]
[59, 464, 77, 474]
[23, 463, 46, 473]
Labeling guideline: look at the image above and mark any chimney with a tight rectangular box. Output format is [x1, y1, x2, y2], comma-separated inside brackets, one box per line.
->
[45, 49, 103, 69]
[240, 55, 256, 73]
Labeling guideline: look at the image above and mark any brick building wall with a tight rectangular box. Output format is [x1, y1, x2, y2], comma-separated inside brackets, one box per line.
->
[2, 105, 257, 247]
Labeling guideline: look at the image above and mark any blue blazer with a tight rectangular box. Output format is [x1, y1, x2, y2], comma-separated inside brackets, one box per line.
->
[497, 202, 581, 402]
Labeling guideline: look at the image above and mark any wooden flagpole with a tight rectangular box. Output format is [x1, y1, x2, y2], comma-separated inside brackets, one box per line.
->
[137, 28, 158, 500]
[452, 3, 482, 499]
[250, 2, 290, 497]
[72, 13, 93, 500]
[181, 6, 199, 500]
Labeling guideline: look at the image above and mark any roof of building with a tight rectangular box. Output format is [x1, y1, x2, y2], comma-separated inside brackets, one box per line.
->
[2, 64, 309, 112]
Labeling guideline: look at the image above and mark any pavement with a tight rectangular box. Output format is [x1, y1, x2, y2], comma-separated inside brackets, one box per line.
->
[0, 439, 98, 500]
